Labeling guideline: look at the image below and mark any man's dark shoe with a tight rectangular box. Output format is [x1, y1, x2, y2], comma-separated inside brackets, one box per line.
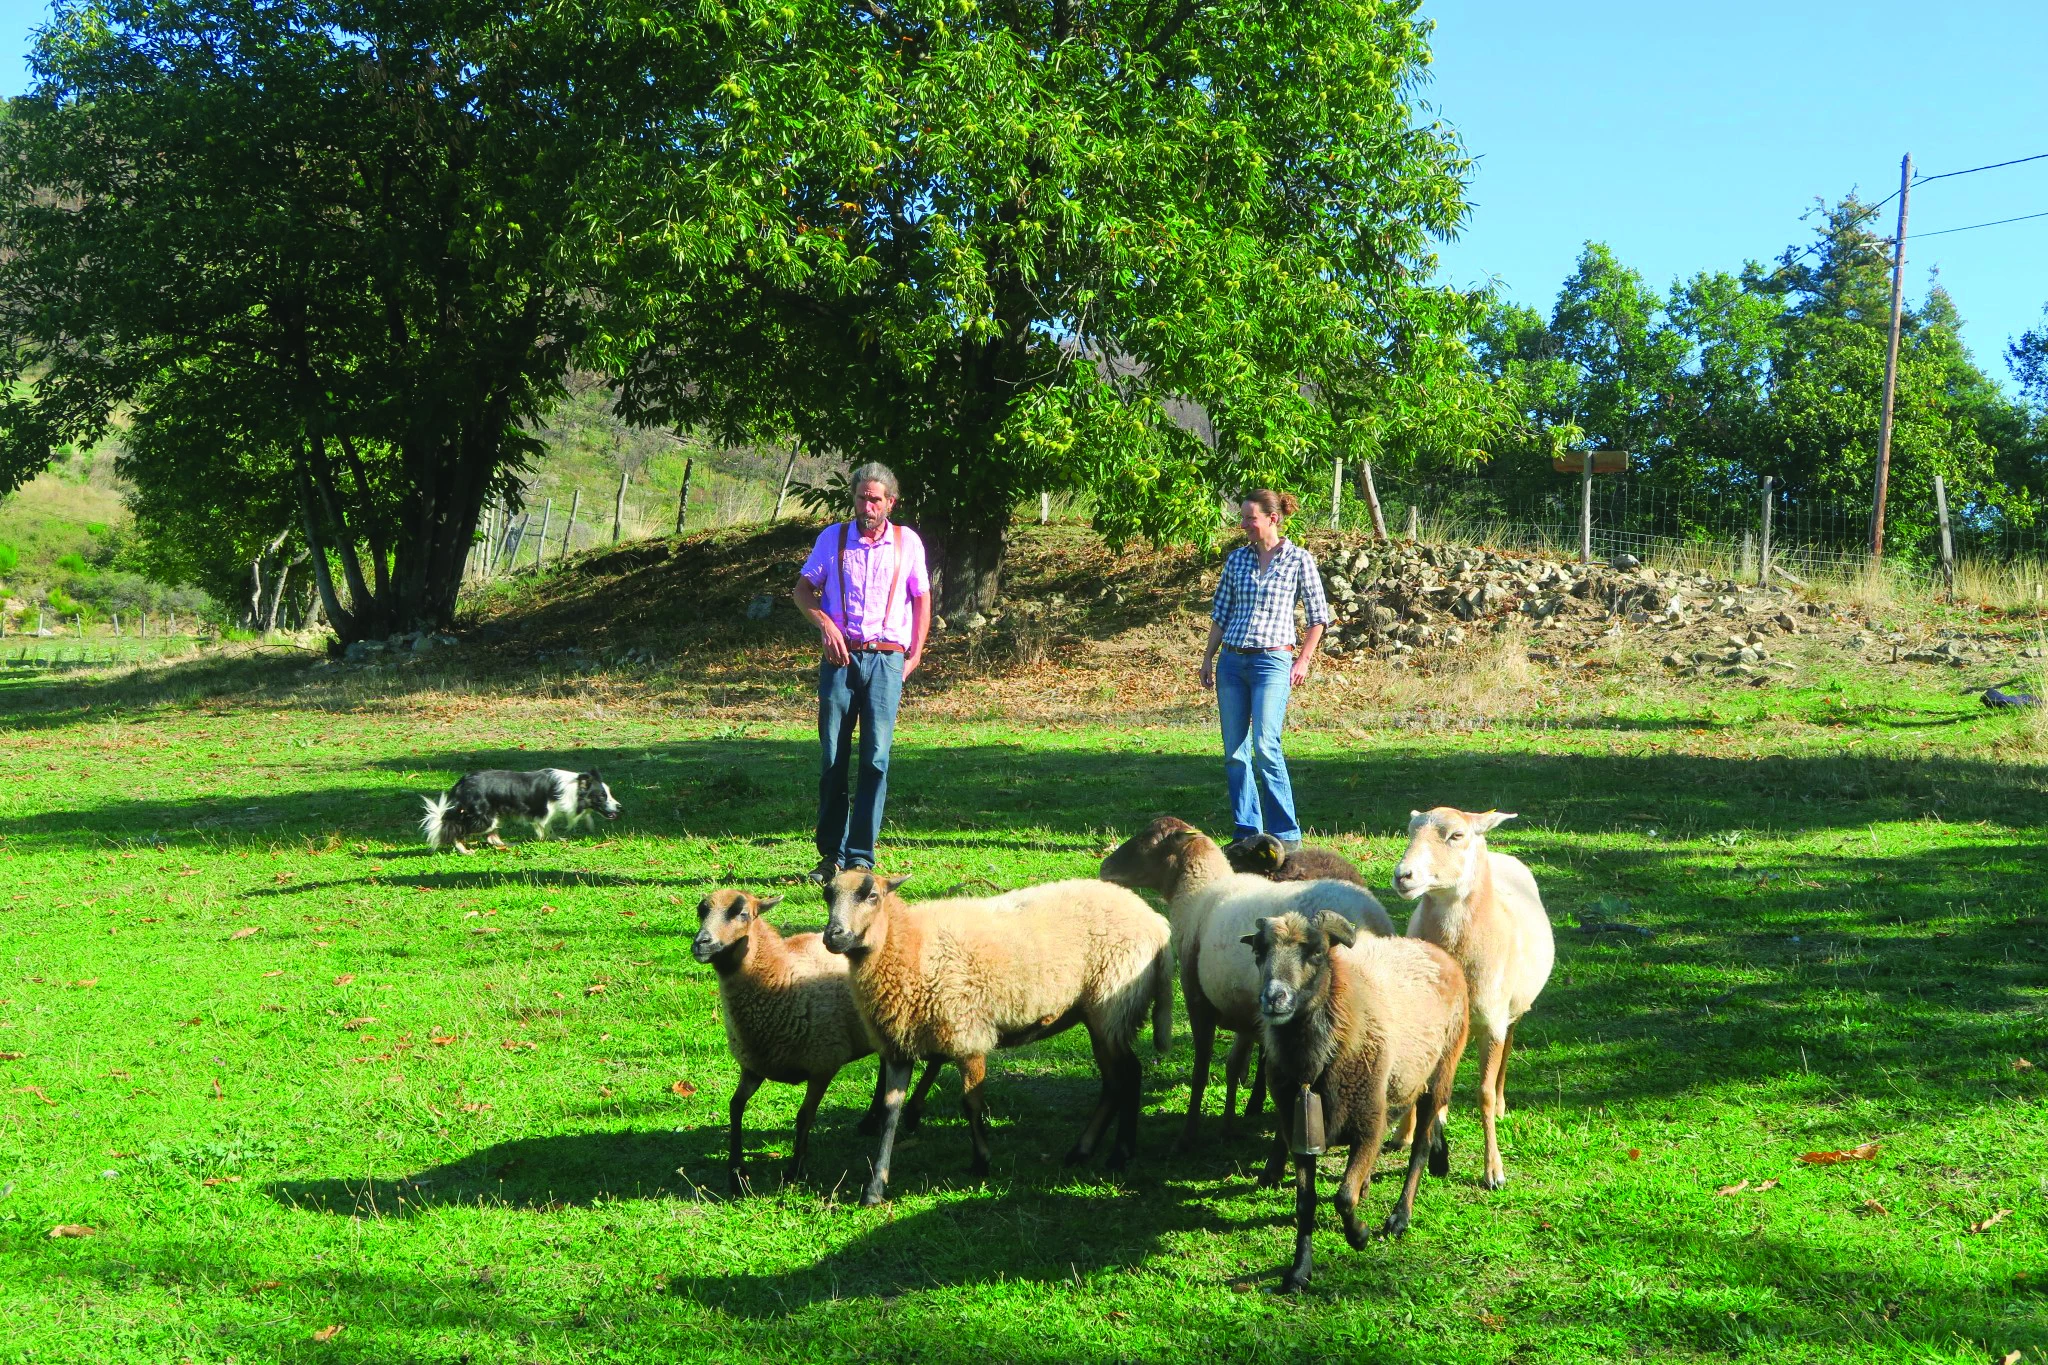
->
[807, 858, 839, 886]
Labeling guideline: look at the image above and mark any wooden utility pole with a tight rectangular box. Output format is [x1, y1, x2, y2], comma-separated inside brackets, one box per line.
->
[562, 488, 580, 558]
[1758, 476, 1774, 588]
[675, 458, 694, 535]
[774, 440, 800, 519]
[1934, 472, 1955, 600]
[612, 469, 630, 543]
[1579, 450, 1594, 565]
[1870, 152, 1912, 559]
[534, 497, 553, 569]
[1356, 461, 1389, 540]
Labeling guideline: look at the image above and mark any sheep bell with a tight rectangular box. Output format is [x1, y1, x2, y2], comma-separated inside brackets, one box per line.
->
[1291, 1086, 1326, 1157]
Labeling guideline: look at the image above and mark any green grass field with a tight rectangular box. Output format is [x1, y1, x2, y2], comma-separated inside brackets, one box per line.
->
[0, 653, 2043, 1363]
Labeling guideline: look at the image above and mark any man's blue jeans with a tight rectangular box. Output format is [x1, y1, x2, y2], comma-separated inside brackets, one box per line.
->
[816, 651, 904, 869]
[1216, 648, 1301, 843]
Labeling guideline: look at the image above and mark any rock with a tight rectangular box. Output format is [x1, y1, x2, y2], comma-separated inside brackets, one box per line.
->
[962, 612, 990, 632]
[411, 634, 438, 653]
[1773, 612, 1800, 634]
[1662, 651, 1687, 669]
[1611, 552, 1641, 571]
[744, 593, 774, 620]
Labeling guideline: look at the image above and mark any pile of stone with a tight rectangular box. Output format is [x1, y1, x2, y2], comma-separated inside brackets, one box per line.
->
[1314, 540, 1821, 669]
[338, 630, 457, 663]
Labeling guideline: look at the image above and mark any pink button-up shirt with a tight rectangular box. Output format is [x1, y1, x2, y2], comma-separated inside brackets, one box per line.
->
[799, 522, 929, 649]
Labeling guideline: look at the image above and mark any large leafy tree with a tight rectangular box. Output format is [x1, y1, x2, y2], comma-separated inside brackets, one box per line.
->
[592, 0, 1473, 613]
[0, 0, 633, 641]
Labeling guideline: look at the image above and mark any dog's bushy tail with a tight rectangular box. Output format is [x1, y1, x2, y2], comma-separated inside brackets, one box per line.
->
[420, 793, 457, 849]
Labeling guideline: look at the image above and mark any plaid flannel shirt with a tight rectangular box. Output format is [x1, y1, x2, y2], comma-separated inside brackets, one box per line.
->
[1211, 539, 1333, 650]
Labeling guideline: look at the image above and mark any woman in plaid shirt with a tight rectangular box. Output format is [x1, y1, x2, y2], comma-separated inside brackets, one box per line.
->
[1198, 489, 1333, 849]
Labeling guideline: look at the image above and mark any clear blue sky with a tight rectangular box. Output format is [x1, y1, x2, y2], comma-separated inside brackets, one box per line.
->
[1, 0, 2043, 390]
[1422, 0, 2048, 390]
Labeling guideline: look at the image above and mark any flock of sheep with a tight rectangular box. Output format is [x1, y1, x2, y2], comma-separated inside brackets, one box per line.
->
[689, 806, 1555, 1293]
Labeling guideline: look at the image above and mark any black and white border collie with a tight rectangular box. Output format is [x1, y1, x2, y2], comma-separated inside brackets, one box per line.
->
[420, 769, 622, 853]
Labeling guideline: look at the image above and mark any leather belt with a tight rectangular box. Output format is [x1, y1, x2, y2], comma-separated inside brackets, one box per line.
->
[1225, 643, 1293, 655]
[846, 641, 906, 654]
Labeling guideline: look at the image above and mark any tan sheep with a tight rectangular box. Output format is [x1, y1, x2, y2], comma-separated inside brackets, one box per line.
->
[692, 890, 942, 1193]
[1393, 807, 1556, 1190]
[1243, 910, 1470, 1293]
[1099, 816, 1394, 1146]
[821, 870, 1173, 1206]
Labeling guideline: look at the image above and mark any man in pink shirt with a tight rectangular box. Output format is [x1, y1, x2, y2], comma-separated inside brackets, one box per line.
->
[794, 463, 931, 883]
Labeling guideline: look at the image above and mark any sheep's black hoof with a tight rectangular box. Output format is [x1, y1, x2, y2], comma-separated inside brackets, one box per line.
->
[968, 1155, 991, 1179]
[1255, 1161, 1286, 1189]
[1276, 1270, 1311, 1295]
[856, 1111, 884, 1137]
[1061, 1145, 1090, 1168]
[1379, 1210, 1410, 1238]
[899, 1106, 925, 1135]
[1345, 1223, 1372, 1250]
[783, 1161, 807, 1184]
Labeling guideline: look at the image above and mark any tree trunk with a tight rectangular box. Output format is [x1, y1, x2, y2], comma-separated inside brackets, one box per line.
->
[923, 511, 1009, 619]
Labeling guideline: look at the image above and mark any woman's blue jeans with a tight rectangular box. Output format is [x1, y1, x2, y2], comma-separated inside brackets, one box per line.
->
[1216, 648, 1301, 843]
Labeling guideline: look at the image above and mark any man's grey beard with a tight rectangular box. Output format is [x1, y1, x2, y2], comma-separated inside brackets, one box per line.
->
[856, 511, 888, 534]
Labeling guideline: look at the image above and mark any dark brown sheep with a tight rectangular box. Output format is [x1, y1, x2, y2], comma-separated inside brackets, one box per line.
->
[1223, 833, 1368, 886]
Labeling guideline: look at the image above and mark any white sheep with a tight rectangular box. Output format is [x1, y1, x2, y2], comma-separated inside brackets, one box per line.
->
[821, 870, 1173, 1206]
[692, 889, 942, 1193]
[1392, 807, 1556, 1190]
[1099, 816, 1395, 1146]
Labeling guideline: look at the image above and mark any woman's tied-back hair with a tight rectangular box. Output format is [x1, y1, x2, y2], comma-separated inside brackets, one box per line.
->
[850, 462, 901, 501]
[1240, 488, 1299, 520]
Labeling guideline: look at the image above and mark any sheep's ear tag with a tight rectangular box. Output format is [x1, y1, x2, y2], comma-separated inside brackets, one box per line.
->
[1292, 1086, 1326, 1157]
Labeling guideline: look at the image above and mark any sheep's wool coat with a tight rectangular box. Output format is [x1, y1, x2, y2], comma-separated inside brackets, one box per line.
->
[851, 880, 1169, 1059]
[1405, 850, 1554, 1039]
[1174, 861, 1395, 1033]
[720, 925, 875, 1084]
[1313, 936, 1469, 1144]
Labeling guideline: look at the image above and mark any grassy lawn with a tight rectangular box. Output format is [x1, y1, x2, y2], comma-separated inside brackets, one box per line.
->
[0, 654, 2043, 1364]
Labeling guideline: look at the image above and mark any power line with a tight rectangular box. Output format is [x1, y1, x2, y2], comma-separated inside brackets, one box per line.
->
[1912, 207, 2048, 240]
[1914, 151, 2048, 185]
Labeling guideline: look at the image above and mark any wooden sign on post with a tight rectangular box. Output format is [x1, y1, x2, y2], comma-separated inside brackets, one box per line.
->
[1551, 449, 1629, 475]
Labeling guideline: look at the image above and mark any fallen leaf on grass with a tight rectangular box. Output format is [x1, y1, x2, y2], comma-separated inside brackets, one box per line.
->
[1858, 1199, 1888, 1218]
[1969, 1209, 2012, 1235]
[247, 1280, 283, 1293]
[1755, 1179, 1779, 1192]
[429, 1035, 457, 1046]
[670, 1080, 697, 1098]
[472, 927, 499, 935]
[201, 1176, 243, 1187]
[183, 1016, 204, 1027]
[73, 978, 96, 989]
[47, 1224, 94, 1238]
[2015, 1058, 2036, 1072]
[1627, 1148, 1641, 1161]
[627, 959, 651, 967]
[229, 927, 262, 940]
[333, 973, 355, 986]
[272, 872, 293, 885]
[1800, 1141, 1880, 1165]
[262, 970, 285, 978]
[500, 1039, 536, 1052]
[311, 1324, 344, 1342]
[1716, 1180, 1750, 1196]
[460, 1101, 492, 1113]
[104, 1070, 128, 1078]
[17, 1086, 56, 1105]
[211, 1078, 224, 1099]
[584, 983, 606, 997]
[0, 1052, 22, 1062]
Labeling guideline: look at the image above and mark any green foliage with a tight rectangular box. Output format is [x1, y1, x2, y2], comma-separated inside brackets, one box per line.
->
[0, 541, 17, 575]
[0, 0, 632, 639]
[591, 0, 1476, 607]
[53, 551, 86, 574]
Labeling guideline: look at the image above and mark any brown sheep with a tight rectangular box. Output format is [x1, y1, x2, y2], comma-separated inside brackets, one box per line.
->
[1393, 808, 1555, 1190]
[692, 890, 941, 1193]
[821, 871, 1174, 1206]
[1099, 816, 1393, 1146]
[1243, 911, 1469, 1293]
[1223, 833, 1368, 886]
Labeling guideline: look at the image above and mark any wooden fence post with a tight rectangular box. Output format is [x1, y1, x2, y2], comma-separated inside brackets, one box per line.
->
[1579, 450, 1594, 565]
[675, 458, 693, 535]
[1357, 460, 1389, 541]
[562, 488, 580, 559]
[1934, 472, 1955, 600]
[774, 441, 800, 519]
[613, 469, 629, 543]
[1758, 476, 1774, 588]
[1330, 457, 1343, 529]
[1040, 492, 1050, 524]
[534, 497, 553, 569]
[1405, 503, 1419, 541]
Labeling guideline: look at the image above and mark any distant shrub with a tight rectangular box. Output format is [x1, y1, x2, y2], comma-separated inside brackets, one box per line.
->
[0, 542, 16, 575]
[46, 586, 81, 615]
[54, 552, 90, 573]
[85, 522, 108, 536]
